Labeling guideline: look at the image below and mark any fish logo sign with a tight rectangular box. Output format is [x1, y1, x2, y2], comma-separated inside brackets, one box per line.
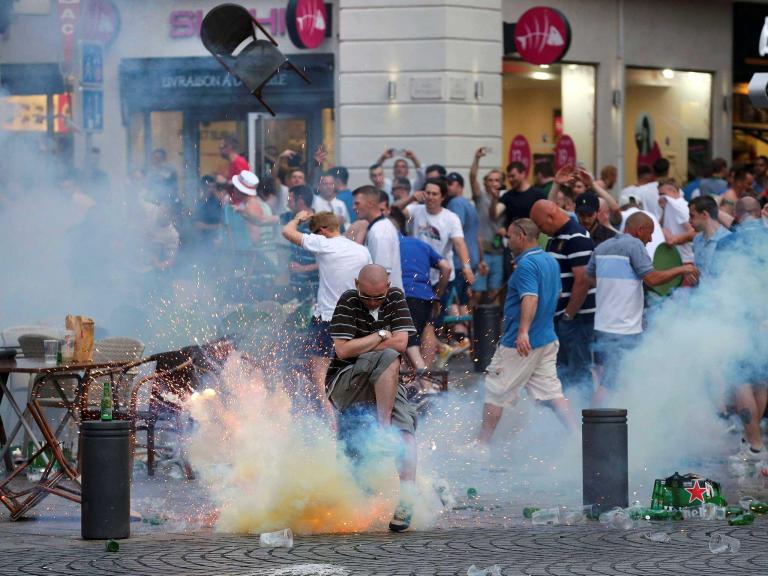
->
[513, 7, 571, 66]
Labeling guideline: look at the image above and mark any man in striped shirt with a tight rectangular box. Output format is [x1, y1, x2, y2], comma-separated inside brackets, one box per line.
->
[326, 264, 417, 532]
[531, 199, 596, 397]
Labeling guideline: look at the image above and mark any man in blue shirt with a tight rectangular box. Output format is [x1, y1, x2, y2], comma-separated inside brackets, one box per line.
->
[475, 218, 577, 449]
[689, 195, 730, 279]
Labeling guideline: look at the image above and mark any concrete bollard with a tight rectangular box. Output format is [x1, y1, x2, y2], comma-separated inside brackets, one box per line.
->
[582, 409, 628, 515]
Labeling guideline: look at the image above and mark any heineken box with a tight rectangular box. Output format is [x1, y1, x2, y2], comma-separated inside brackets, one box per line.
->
[650, 472, 727, 509]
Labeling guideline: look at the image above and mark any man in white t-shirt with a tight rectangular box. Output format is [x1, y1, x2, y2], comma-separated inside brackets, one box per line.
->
[282, 210, 372, 414]
[619, 164, 655, 207]
[657, 178, 695, 263]
[587, 211, 698, 406]
[632, 158, 670, 223]
[400, 177, 475, 366]
[312, 171, 350, 231]
[352, 185, 403, 289]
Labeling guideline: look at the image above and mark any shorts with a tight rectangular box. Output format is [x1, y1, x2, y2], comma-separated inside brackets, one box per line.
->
[406, 297, 432, 348]
[326, 349, 416, 435]
[473, 252, 504, 292]
[593, 331, 641, 390]
[484, 341, 563, 408]
[307, 316, 335, 358]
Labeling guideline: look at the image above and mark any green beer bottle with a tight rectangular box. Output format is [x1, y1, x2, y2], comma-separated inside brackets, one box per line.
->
[726, 506, 744, 517]
[727, 513, 755, 526]
[523, 507, 539, 519]
[749, 501, 768, 514]
[100, 381, 113, 421]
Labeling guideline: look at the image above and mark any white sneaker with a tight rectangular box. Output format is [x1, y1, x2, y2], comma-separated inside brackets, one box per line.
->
[735, 444, 767, 462]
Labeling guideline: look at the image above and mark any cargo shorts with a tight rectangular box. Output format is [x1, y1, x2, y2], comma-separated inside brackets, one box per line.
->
[327, 349, 417, 435]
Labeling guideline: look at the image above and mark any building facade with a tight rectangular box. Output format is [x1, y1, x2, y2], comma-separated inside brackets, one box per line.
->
[0, 0, 743, 197]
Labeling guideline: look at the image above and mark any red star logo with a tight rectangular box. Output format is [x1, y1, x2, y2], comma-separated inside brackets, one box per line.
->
[684, 480, 707, 504]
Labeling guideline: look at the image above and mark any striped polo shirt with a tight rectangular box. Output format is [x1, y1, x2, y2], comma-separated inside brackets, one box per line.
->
[325, 288, 416, 386]
[545, 219, 596, 317]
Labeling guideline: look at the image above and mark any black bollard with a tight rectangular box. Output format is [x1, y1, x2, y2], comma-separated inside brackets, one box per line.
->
[472, 304, 501, 372]
[582, 409, 628, 514]
[81, 421, 131, 540]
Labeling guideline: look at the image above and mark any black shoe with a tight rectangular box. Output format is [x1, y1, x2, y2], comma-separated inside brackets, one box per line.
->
[388, 502, 413, 532]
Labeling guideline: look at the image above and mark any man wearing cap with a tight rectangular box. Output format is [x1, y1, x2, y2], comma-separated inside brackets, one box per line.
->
[576, 191, 616, 247]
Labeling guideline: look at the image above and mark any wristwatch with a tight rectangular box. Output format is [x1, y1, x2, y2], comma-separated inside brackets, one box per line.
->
[377, 329, 387, 341]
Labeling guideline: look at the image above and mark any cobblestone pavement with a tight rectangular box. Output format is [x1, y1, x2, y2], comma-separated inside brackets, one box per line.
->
[2, 357, 768, 575]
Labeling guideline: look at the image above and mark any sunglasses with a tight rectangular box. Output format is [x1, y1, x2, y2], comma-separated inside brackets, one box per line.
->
[357, 290, 387, 302]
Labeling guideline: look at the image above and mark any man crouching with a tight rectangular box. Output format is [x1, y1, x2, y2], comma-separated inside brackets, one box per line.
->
[326, 264, 418, 532]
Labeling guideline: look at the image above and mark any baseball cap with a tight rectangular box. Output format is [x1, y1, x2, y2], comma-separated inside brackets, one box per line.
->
[446, 172, 464, 187]
[575, 191, 599, 214]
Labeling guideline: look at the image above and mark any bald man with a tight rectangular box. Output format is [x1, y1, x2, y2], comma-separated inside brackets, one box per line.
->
[586, 211, 698, 406]
[326, 264, 419, 532]
[531, 199, 596, 397]
[476, 218, 577, 449]
[713, 195, 768, 461]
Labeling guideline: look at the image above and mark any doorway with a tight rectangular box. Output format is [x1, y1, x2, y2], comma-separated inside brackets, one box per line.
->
[248, 113, 310, 181]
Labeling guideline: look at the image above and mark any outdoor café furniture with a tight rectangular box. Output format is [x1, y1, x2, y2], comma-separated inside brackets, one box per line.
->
[92, 337, 145, 409]
[0, 357, 139, 520]
[129, 356, 195, 478]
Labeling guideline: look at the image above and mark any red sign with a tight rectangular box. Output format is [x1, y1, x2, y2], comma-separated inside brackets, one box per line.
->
[507, 134, 532, 175]
[513, 7, 571, 65]
[57, 0, 81, 75]
[79, 0, 120, 47]
[554, 134, 577, 171]
[286, 0, 327, 49]
[169, 8, 286, 39]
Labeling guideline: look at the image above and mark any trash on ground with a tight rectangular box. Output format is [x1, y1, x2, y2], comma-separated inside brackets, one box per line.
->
[467, 564, 501, 576]
[523, 507, 539, 519]
[646, 532, 671, 543]
[531, 508, 559, 526]
[259, 528, 294, 548]
[467, 487, 478, 500]
[709, 533, 740, 554]
[727, 513, 755, 526]
[105, 539, 119, 552]
[598, 507, 632, 530]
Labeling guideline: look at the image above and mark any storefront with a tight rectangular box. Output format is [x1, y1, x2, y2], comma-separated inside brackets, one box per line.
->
[0, 63, 74, 186]
[119, 53, 334, 197]
[732, 1, 768, 164]
[502, 0, 731, 188]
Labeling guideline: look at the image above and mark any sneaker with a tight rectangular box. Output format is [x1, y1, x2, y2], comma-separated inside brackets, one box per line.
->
[433, 345, 453, 369]
[388, 501, 413, 532]
[734, 444, 767, 461]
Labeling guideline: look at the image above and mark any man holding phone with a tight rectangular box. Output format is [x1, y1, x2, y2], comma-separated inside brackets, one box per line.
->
[373, 148, 426, 198]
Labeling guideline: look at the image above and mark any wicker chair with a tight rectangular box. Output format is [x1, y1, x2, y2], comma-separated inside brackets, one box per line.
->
[129, 356, 196, 478]
[92, 337, 145, 410]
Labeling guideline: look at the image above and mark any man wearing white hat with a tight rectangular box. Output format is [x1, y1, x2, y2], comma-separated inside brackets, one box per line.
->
[230, 170, 279, 246]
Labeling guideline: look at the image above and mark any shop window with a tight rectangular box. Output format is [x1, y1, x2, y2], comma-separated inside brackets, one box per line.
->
[503, 60, 596, 175]
[150, 111, 184, 195]
[733, 82, 768, 164]
[1, 94, 48, 132]
[625, 68, 712, 182]
[199, 119, 243, 179]
[322, 107, 335, 167]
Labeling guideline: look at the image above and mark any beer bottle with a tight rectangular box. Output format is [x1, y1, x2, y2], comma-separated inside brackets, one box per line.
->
[749, 501, 768, 514]
[523, 507, 539, 519]
[100, 381, 113, 421]
[727, 513, 755, 526]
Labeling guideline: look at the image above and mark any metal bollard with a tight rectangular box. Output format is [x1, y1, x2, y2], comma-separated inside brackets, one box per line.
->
[582, 409, 628, 514]
[81, 420, 131, 540]
[472, 304, 501, 373]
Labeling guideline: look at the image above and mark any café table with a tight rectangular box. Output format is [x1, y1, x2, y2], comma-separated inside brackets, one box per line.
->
[0, 358, 138, 520]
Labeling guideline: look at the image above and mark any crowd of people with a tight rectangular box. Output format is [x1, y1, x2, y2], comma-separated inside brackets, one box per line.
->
[46, 134, 767, 532]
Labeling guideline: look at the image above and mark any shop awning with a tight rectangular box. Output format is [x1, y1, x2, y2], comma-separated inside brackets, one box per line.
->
[0, 63, 66, 95]
[118, 53, 334, 123]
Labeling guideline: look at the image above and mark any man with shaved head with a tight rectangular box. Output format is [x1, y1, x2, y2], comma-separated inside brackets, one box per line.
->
[475, 218, 577, 450]
[326, 264, 418, 532]
[714, 194, 768, 461]
[531, 199, 596, 397]
[587, 211, 698, 405]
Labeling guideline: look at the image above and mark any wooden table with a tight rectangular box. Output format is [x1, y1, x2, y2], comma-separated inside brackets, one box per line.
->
[0, 358, 136, 520]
